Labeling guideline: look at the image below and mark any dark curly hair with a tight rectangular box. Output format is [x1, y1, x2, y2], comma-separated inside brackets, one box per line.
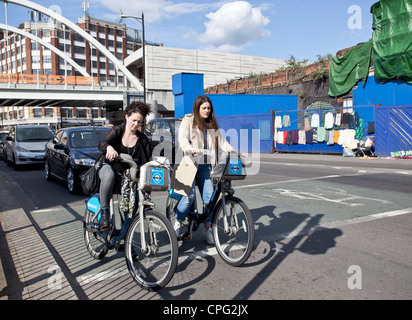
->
[125, 101, 151, 118]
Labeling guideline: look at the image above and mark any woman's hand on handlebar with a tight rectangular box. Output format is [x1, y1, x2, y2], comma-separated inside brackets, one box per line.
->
[105, 145, 118, 162]
[190, 149, 213, 157]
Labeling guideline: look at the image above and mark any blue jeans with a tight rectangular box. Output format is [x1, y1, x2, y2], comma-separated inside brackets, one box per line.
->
[175, 165, 213, 223]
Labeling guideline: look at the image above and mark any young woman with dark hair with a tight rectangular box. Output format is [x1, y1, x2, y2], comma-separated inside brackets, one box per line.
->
[97, 101, 152, 230]
[173, 95, 234, 244]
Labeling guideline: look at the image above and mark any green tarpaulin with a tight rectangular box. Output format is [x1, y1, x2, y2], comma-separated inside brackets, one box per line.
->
[328, 41, 372, 97]
[371, 0, 412, 84]
[328, 0, 412, 97]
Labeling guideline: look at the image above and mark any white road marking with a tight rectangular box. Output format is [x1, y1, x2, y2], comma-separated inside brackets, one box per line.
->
[264, 207, 412, 243]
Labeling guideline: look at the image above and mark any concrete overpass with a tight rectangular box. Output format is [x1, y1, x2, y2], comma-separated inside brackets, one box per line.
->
[0, 83, 124, 108]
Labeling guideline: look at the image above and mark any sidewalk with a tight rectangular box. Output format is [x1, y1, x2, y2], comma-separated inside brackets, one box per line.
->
[0, 168, 77, 300]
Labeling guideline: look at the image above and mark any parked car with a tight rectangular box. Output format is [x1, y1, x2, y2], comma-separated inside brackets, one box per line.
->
[145, 117, 181, 164]
[4, 125, 54, 170]
[0, 131, 8, 161]
[44, 126, 111, 194]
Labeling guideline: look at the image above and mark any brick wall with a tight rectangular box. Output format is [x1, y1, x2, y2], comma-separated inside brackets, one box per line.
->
[205, 60, 331, 95]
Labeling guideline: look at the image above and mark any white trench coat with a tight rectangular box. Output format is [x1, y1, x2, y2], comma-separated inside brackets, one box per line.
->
[173, 114, 233, 196]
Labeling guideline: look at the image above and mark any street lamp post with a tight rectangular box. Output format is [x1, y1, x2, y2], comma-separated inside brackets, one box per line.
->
[120, 12, 146, 103]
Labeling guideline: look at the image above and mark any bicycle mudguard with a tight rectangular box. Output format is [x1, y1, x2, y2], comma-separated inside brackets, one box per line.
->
[86, 196, 100, 214]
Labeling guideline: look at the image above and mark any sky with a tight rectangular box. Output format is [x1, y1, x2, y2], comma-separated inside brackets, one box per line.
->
[1, 0, 378, 63]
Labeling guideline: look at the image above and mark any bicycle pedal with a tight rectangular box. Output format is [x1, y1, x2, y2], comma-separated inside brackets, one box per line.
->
[86, 222, 99, 232]
[180, 232, 191, 241]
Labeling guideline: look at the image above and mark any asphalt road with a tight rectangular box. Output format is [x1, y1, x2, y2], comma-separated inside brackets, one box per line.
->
[1, 153, 411, 302]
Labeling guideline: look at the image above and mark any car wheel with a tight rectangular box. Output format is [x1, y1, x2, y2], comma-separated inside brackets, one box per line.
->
[6, 153, 12, 167]
[12, 155, 20, 171]
[66, 166, 78, 193]
[44, 160, 52, 180]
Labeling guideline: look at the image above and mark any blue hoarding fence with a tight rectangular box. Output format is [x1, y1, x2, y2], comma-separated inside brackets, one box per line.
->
[211, 104, 412, 157]
[375, 105, 412, 157]
[216, 113, 274, 154]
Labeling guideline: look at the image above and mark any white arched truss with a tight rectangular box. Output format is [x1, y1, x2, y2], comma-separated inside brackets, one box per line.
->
[0, 23, 91, 78]
[1, 0, 143, 91]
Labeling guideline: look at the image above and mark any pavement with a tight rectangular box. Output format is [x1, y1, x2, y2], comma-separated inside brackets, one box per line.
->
[1, 152, 411, 300]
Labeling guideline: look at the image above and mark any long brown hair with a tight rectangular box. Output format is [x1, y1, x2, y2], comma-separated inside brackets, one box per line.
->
[192, 95, 219, 132]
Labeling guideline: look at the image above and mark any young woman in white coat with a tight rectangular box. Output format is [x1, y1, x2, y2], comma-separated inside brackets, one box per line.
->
[174, 95, 234, 244]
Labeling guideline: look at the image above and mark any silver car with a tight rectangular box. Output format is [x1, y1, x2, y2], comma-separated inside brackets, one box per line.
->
[5, 125, 54, 170]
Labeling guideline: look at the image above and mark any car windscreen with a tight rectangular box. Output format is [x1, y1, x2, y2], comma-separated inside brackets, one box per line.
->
[16, 127, 54, 142]
[69, 130, 109, 149]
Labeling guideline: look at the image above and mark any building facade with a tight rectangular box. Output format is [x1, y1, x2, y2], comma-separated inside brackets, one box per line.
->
[0, 14, 158, 129]
[125, 46, 287, 118]
[1, 12, 287, 129]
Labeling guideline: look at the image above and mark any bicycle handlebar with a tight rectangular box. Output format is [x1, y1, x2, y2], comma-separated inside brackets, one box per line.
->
[113, 153, 140, 182]
[185, 149, 214, 157]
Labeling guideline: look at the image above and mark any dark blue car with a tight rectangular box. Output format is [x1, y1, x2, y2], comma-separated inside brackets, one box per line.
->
[44, 126, 111, 193]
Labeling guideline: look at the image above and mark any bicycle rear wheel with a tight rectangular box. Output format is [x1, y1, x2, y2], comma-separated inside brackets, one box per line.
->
[125, 210, 178, 291]
[83, 209, 108, 260]
[212, 197, 255, 267]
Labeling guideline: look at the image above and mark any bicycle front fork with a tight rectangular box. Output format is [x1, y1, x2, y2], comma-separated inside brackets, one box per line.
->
[220, 194, 241, 236]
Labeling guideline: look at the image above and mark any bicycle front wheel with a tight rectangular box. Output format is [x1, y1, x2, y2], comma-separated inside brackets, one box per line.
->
[125, 210, 178, 291]
[213, 197, 255, 267]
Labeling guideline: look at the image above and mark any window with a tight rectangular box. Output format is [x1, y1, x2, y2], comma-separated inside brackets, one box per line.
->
[74, 46, 85, 54]
[76, 109, 87, 118]
[59, 44, 71, 52]
[74, 58, 85, 67]
[32, 55, 41, 63]
[42, 29, 50, 37]
[45, 108, 53, 117]
[33, 108, 42, 118]
[91, 108, 99, 118]
[43, 55, 52, 64]
[61, 108, 72, 118]
[61, 131, 68, 145]
[53, 130, 63, 144]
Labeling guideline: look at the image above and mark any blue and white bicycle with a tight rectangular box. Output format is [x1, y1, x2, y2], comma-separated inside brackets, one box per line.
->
[166, 151, 255, 267]
[83, 154, 178, 291]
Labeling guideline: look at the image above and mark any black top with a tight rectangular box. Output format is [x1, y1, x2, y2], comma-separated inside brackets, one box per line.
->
[98, 124, 151, 173]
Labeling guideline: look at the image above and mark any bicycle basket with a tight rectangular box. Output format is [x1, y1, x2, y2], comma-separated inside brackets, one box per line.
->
[211, 154, 246, 181]
[138, 158, 171, 192]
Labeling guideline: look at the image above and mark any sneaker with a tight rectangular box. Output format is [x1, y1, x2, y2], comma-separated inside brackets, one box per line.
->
[203, 227, 214, 245]
[174, 220, 182, 238]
